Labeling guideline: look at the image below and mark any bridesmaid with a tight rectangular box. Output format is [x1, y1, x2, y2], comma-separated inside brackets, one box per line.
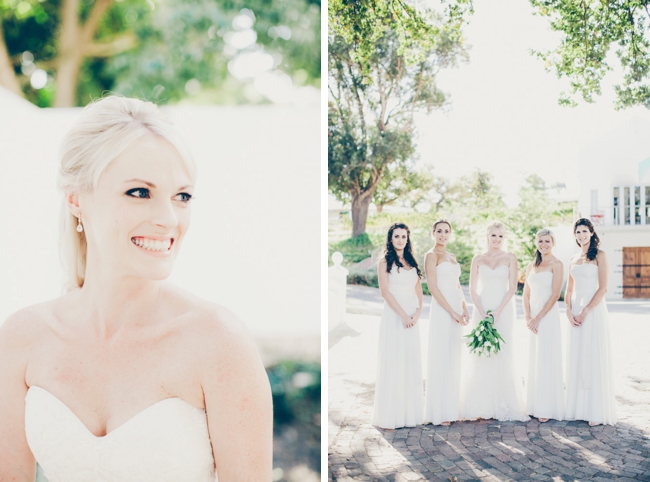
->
[523, 228, 565, 422]
[424, 219, 469, 426]
[372, 223, 425, 429]
[565, 219, 617, 426]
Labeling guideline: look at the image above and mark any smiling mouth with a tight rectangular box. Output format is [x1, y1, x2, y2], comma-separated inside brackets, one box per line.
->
[131, 237, 174, 252]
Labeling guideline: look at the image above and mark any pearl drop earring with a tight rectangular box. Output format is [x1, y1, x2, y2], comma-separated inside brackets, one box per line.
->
[76, 216, 83, 233]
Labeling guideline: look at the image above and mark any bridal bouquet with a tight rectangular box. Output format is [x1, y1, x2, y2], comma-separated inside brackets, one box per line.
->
[465, 310, 505, 357]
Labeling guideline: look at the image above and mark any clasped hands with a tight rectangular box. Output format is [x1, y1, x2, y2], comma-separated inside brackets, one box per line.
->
[566, 308, 587, 327]
[402, 309, 421, 328]
[451, 309, 470, 326]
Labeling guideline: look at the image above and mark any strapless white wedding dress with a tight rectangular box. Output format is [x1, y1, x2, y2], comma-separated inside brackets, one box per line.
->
[459, 265, 529, 422]
[25, 386, 217, 482]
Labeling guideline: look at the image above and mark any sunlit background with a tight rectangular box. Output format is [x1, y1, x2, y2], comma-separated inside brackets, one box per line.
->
[0, 0, 320, 479]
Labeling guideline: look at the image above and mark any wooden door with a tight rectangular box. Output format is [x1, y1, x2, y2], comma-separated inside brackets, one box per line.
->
[623, 247, 650, 298]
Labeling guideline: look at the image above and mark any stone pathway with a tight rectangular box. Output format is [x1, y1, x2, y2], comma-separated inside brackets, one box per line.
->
[329, 288, 650, 481]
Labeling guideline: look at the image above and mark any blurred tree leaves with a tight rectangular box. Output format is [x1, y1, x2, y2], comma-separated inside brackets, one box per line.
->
[0, 0, 320, 106]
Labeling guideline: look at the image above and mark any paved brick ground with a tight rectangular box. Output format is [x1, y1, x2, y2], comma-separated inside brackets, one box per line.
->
[329, 288, 650, 481]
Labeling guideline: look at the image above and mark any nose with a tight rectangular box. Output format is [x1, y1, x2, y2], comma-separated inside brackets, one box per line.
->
[150, 197, 179, 230]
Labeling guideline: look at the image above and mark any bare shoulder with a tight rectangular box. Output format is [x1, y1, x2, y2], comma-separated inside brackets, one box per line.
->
[0, 300, 60, 355]
[378, 257, 387, 267]
[595, 249, 608, 262]
[424, 250, 438, 262]
[507, 252, 518, 263]
[472, 254, 485, 264]
[161, 286, 258, 365]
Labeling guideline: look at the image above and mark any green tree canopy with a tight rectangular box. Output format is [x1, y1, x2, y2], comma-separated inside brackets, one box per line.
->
[328, 0, 471, 237]
[530, 0, 650, 109]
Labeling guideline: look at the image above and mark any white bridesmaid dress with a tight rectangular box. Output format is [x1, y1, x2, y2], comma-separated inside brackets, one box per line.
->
[526, 271, 564, 420]
[459, 265, 529, 422]
[372, 265, 424, 429]
[565, 264, 617, 425]
[425, 262, 464, 425]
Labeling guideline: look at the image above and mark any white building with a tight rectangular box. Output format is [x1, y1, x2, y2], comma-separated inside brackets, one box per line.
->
[578, 118, 650, 299]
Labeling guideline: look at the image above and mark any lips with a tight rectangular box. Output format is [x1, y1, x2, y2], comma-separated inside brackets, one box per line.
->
[131, 237, 174, 252]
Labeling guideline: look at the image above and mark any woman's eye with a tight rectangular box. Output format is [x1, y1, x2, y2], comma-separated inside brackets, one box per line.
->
[126, 188, 150, 199]
[175, 192, 193, 202]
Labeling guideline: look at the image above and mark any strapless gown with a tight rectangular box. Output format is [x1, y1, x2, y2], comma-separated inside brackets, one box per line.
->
[25, 386, 217, 481]
[372, 265, 424, 429]
[459, 265, 529, 422]
[425, 262, 464, 425]
[526, 271, 564, 420]
[565, 264, 617, 425]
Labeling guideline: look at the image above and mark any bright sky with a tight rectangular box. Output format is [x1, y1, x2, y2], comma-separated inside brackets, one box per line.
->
[418, 0, 650, 206]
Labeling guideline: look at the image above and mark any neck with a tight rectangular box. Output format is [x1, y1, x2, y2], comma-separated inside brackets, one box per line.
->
[581, 243, 590, 254]
[540, 251, 553, 261]
[395, 248, 404, 258]
[487, 246, 503, 255]
[78, 257, 165, 338]
[434, 243, 446, 252]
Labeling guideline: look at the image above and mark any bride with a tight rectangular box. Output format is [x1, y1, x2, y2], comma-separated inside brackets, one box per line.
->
[459, 221, 528, 422]
[0, 96, 272, 481]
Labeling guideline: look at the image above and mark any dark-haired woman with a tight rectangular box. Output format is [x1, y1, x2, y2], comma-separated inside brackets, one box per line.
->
[565, 219, 616, 426]
[523, 229, 564, 422]
[424, 219, 469, 426]
[372, 223, 424, 429]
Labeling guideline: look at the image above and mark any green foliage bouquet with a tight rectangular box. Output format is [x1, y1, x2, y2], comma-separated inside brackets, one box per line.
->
[465, 310, 505, 357]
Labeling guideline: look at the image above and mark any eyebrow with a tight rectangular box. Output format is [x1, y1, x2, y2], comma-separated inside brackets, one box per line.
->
[123, 179, 194, 190]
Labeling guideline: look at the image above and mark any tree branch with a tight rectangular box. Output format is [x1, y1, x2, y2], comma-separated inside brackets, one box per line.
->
[0, 21, 23, 96]
[84, 32, 137, 57]
[82, 0, 114, 43]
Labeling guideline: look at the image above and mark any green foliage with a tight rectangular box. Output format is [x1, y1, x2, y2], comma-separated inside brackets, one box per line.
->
[266, 360, 320, 473]
[328, 0, 473, 80]
[530, 0, 650, 109]
[1, 0, 320, 106]
[347, 267, 379, 288]
[328, 233, 379, 265]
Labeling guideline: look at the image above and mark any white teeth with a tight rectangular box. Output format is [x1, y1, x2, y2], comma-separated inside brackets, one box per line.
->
[132, 238, 171, 252]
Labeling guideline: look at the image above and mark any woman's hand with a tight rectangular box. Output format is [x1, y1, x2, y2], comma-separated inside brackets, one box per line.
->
[527, 315, 541, 334]
[451, 311, 464, 325]
[574, 309, 588, 326]
[490, 309, 501, 324]
[461, 308, 470, 326]
[411, 309, 422, 325]
[401, 314, 415, 328]
[565, 309, 580, 327]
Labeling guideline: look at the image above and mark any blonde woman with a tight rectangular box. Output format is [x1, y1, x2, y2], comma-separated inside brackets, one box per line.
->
[424, 219, 469, 426]
[523, 228, 564, 422]
[0, 96, 272, 481]
[459, 221, 528, 422]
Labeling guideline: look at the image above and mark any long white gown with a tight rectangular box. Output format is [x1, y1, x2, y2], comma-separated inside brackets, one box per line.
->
[425, 262, 464, 425]
[526, 271, 564, 420]
[25, 386, 217, 481]
[565, 263, 617, 425]
[459, 265, 529, 422]
[372, 265, 424, 429]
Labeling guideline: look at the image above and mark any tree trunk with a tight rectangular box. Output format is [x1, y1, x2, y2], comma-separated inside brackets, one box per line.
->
[54, 53, 83, 107]
[376, 204, 384, 213]
[0, 21, 22, 96]
[351, 192, 373, 238]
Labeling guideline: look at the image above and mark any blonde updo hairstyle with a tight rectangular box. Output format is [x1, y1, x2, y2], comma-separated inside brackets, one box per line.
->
[58, 95, 196, 292]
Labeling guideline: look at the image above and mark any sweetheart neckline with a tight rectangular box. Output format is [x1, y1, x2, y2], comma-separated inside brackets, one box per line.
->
[479, 264, 509, 271]
[26, 386, 204, 440]
[436, 261, 459, 267]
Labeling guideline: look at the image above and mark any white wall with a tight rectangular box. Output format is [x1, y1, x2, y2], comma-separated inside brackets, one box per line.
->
[0, 99, 320, 336]
[578, 118, 650, 223]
